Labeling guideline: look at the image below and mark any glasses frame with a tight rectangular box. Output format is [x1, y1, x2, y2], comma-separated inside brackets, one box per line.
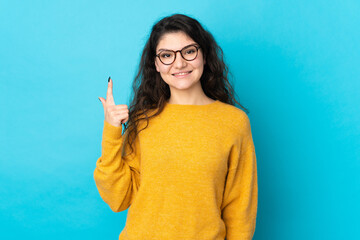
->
[155, 44, 201, 65]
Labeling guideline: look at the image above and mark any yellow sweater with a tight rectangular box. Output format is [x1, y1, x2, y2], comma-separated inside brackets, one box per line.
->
[94, 100, 258, 240]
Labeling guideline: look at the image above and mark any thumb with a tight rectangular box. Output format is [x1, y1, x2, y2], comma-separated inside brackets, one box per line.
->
[98, 97, 106, 108]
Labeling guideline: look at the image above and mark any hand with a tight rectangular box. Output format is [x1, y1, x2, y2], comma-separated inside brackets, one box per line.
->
[98, 77, 129, 127]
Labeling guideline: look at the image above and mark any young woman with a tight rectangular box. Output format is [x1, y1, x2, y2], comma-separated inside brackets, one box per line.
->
[95, 14, 258, 240]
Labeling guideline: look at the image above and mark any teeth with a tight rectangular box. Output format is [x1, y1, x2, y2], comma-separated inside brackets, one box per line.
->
[174, 72, 190, 76]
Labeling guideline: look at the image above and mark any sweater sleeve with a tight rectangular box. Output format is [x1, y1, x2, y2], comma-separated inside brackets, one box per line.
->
[221, 114, 258, 240]
[93, 120, 141, 212]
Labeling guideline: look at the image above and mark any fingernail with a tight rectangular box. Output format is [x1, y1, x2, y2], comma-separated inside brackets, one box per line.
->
[108, 76, 111, 82]
[98, 97, 101, 102]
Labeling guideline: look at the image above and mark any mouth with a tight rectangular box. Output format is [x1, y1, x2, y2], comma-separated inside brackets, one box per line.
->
[172, 71, 192, 77]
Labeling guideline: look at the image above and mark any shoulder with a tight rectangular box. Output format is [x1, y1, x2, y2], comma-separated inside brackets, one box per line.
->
[216, 101, 251, 136]
[216, 101, 250, 123]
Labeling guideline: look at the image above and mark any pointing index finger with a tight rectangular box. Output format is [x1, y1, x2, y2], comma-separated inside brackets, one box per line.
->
[106, 77, 115, 104]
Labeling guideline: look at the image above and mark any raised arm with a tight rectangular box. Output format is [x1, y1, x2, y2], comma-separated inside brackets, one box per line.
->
[94, 77, 141, 212]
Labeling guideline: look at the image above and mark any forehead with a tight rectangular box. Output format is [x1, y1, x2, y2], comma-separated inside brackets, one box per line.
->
[156, 31, 196, 51]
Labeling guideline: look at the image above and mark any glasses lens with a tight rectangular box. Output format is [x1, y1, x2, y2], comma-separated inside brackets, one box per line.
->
[159, 51, 175, 65]
[181, 46, 198, 61]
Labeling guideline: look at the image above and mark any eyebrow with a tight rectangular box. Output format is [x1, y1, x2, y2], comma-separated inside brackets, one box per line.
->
[157, 43, 198, 53]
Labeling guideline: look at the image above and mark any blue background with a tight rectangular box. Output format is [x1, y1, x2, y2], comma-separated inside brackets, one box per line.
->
[1, 0, 359, 239]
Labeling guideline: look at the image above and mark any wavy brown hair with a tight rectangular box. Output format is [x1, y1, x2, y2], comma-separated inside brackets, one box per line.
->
[122, 13, 248, 159]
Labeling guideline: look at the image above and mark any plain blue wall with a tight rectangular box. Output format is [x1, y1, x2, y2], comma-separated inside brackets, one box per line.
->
[1, 0, 359, 239]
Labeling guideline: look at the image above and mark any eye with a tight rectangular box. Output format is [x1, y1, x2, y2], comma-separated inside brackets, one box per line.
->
[185, 49, 195, 54]
[183, 46, 197, 55]
[160, 52, 172, 58]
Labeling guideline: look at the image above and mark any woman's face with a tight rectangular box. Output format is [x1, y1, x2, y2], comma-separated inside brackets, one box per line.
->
[155, 31, 205, 93]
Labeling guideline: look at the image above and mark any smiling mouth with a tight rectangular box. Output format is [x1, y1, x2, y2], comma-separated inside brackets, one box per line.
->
[172, 71, 192, 77]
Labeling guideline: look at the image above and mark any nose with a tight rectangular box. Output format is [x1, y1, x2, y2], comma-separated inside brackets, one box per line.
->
[173, 51, 187, 69]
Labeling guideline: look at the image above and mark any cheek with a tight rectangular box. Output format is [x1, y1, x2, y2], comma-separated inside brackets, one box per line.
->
[155, 59, 170, 73]
[194, 53, 205, 68]
[157, 64, 171, 73]
[193, 58, 205, 71]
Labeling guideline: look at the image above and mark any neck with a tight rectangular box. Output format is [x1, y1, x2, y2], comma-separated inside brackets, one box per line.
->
[167, 83, 214, 105]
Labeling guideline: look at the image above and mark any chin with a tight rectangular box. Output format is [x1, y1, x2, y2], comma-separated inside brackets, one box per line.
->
[170, 81, 199, 90]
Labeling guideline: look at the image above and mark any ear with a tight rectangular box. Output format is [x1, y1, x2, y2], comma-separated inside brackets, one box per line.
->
[155, 59, 160, 72]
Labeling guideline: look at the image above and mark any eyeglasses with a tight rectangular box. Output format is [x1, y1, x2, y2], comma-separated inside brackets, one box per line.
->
[156, 44, 201, 65]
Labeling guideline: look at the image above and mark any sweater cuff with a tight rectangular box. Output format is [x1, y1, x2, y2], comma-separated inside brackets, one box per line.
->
[103, 120, 123, 140]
